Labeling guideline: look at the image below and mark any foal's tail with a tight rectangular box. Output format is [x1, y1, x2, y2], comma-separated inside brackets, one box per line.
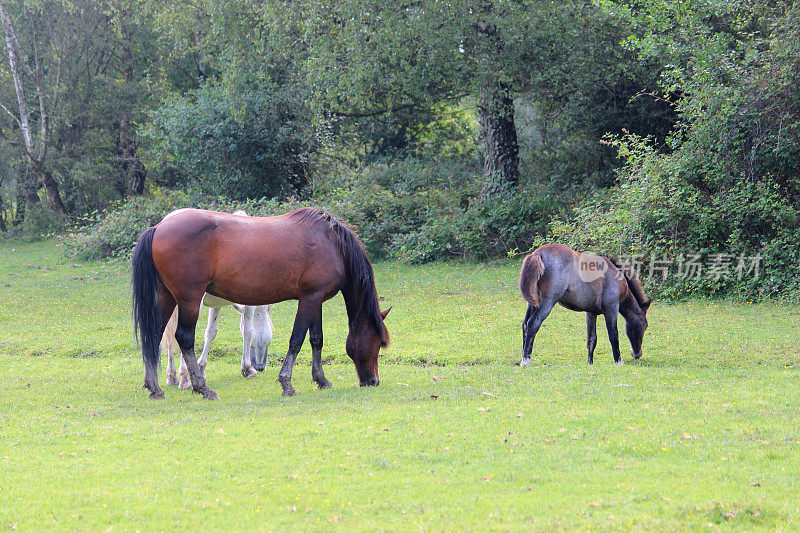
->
[520, 252, 545, 307]
[131, 226, 161, 371]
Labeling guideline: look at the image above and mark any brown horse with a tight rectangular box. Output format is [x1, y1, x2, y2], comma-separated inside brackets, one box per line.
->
[519, 244, 650, 366]
[132, 208, 390, 400]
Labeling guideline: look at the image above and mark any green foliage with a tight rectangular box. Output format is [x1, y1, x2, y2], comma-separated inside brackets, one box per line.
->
[144, 80, 312, 199]
[554, 2, 800, 301]
[19, 204, 65, 241]
[314, 160, 560, 263]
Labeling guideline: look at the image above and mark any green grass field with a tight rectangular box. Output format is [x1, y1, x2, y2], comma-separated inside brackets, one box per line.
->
[1, 238, 799, 530]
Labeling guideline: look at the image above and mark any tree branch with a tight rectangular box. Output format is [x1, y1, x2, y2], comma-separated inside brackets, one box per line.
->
[0, 102, 21, 128]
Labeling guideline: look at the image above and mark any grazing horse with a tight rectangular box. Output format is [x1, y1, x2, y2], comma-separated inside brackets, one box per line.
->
[519, 244, 651, 366]
[161, 296, 274, 388]
[132, 207, 390, 400]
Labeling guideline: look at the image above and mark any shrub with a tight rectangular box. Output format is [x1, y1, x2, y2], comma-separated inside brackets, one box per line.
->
[65, 190, 302, 260]
[20, 204, 65, 241]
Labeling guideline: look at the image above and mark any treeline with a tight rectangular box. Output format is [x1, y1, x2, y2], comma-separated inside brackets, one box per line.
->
[1, 1, 798, 299]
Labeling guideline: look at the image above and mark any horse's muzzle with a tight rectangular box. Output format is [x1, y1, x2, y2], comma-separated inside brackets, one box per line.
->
[251, 347, 268, 371]
[632, 350, 643, 360]
[360, 376, 380, 387]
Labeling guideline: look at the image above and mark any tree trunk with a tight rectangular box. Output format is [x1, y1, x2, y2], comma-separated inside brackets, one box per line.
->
[119, 21, 147, 195]
[0, 0, 66, 216]
[18, 166, 41, 204]
[35, 163, 67, 213]
[119, 111, 147, 195]
[474, 9, 520, 198]
[478, 82, 520, 197]
[0, 189, 6, 232]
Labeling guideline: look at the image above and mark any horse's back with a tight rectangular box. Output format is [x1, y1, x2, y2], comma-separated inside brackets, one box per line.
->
[151, 208, 344, 306]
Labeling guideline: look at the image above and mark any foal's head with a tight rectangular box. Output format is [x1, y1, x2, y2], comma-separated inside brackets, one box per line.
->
[625, 298, 651, 359]
[346, 307, 391, 387]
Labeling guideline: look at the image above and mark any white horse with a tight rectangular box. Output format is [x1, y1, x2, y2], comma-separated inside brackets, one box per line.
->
[158, 209, 275, 388]
[162, 296, 274, 388]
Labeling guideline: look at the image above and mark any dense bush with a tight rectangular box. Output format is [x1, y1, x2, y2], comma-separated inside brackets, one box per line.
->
[66, 190, 302, 260]
[322, 160, 562, 263]
[144, 80, 312, 200]
[20, 204, 65, 241]
[68, 160, 562, 265]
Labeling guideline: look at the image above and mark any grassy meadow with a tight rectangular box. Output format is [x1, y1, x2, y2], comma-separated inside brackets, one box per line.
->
[0, 238, 799, 530]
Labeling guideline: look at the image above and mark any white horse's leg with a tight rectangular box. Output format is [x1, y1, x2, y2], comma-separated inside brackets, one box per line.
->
[239, 306, 257, 378]
[177, 354, 191, 389]
[251, 305, 273, 372]
[198, 306, 221, 378]
[162, 309, 179, 386]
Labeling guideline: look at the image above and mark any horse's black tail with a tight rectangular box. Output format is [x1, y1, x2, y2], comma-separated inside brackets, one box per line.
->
[131, 226, 161, 371]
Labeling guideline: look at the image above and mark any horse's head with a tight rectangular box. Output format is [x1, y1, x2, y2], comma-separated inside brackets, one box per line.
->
[250, 305, 273, 372]
[234, 303, 273, 372]
[346, 307, 391, 386]
[625, 299, 651, 359]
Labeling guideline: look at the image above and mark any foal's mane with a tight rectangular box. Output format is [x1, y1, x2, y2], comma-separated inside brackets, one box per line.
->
[290, 207, 389, 346]
[609, 257, 650, 307]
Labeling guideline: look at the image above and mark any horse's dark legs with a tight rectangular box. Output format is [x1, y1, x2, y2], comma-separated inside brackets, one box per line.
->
[278, 299, 316, 396]
[309, 304, 331, 389]
[521, 304, 533, 358]
[520, 299, 556, 367]
[586, 313, 598, 364]
[175, 300, 219, 400]
[604, 311, 622, 365]
[144, 283, 176, 399]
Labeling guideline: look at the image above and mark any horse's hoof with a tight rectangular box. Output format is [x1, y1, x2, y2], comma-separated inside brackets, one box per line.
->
[519, 358, 531, 367]
[242, 366, 258, 378]
[201, 389, 219, 400]
[149, 390, 165, 400]
[615, 359, 624, 366]
[316, 379, 332, 389]
[178, 378, 192, 390]
[281, 387, 297, 397]
[166, 375, 179, 386]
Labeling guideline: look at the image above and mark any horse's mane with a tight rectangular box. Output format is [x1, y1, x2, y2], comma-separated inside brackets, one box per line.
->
[609, 256, 650, 308]
[290, 207, 389, 346]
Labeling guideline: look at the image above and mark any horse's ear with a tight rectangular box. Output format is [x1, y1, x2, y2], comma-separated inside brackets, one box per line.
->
[641, 299, 652, 312]
[380, 306, 392, 320]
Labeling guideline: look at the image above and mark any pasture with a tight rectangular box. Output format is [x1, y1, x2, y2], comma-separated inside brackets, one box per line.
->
[1, 238, 799, 530]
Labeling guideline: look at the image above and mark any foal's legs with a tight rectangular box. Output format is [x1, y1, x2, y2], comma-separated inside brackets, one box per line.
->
[309, 305, 332, 389]
[239, 306, 257, 378]
[520, 299, 557, 367]
[163, 310, 179, 385]
[197, 306, 221, 377]
[278, 298, 319, 396]
[586, 313, 599, 364]
[604, 309, 623, 365]
[174, 298, 219, 400]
